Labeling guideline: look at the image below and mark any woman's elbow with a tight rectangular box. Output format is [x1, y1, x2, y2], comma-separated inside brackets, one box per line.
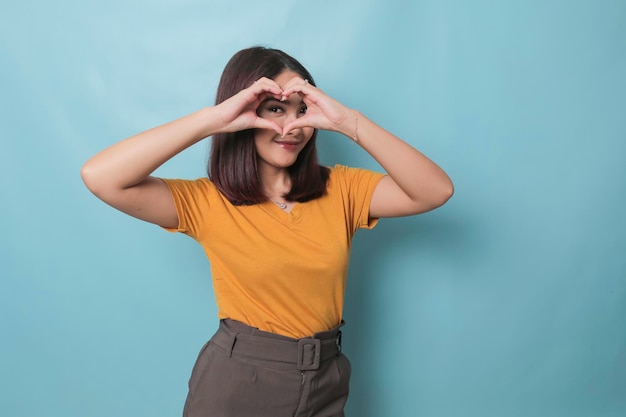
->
[429, 179, 454, 210]
[442, 180, 454, 204]
[80, 161, 109, 197]
[80, 161, 94, 186]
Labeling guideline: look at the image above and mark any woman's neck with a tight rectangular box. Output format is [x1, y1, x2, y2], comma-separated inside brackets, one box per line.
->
[260, 168, 291, 198]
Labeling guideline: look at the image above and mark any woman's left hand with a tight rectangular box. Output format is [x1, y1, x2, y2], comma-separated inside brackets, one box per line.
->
[279, 77, 454, 218]
[280, 77, 354, 137]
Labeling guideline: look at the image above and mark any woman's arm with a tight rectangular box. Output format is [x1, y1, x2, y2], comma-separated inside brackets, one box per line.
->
[281, 78, 454, 218]
[341, 111, 453, 218]
[81, 78, 283, 227]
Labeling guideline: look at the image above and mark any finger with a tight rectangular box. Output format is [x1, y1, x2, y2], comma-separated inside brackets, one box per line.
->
[254, 117, 282, 135]
[280, 78, 315, 100]
[282, 118, 314, 136]
[250, 77, 283, 97]
[279, 76, 306, 90]
[252, 76, 280, 88]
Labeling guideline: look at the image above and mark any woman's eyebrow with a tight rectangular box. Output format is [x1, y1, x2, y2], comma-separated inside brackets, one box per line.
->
[261, 97, 281, 105]
[261, 97, 304, 106]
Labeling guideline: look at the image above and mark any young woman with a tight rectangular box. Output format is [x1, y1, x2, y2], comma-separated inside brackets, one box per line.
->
[81, 46, 453, 417]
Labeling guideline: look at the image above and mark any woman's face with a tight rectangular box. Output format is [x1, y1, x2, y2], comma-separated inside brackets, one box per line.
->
[254, 70, 314, 173]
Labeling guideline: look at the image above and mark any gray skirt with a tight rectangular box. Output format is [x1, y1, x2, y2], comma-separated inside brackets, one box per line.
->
[183, 319, 351, 417]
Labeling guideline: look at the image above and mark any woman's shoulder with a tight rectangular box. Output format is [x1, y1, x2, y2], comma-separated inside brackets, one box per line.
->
[327, 164, 358, 178]
[160, 176, 217, 196]
[327, 164, 384, 181]
[325, 164, 385, 197]
[161, 176, 213, 185]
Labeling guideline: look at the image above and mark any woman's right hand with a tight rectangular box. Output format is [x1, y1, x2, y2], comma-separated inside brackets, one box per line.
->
[81, 78, 286, 228]
[215, 77, 284, 135]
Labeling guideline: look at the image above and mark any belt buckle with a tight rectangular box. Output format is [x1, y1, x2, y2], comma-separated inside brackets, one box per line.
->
[297, 338, 321, 370]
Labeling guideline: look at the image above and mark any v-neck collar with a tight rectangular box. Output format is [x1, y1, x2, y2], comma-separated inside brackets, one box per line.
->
[260, 200, 304, 225]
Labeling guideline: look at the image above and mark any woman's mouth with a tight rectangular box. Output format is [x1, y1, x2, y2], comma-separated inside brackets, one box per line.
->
[275, 140, 300, 151]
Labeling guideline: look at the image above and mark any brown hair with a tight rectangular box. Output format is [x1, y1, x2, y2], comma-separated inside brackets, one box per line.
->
[209, 46, 329, 205]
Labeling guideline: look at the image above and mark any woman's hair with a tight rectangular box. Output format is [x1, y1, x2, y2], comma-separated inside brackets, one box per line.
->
[209, 46, 330, 206]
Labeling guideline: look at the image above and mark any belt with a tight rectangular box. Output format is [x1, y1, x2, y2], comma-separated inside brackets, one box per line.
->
[211, 320, 342, 371]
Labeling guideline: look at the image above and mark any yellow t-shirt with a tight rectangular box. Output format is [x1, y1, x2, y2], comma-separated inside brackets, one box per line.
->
[162, 165, 385, 338]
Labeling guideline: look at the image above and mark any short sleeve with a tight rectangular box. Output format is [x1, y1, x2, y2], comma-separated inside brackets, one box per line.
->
[330, 165, 385, 231]
[159, 178, 214, 239]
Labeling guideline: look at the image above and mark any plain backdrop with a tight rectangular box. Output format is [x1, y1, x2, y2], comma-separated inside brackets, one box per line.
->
[2, 1, 625, 416]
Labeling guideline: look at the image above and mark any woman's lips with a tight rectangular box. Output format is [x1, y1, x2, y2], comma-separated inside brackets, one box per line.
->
[275, 141, 300, 151]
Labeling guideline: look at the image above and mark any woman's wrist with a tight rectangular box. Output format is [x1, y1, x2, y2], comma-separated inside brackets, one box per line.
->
[198, 106, 231, 137]
[350, 110, 359, 142]
[338, 109, 360, 142]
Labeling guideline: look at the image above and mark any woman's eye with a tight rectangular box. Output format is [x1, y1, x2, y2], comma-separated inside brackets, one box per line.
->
[299, 106, 308, 114]
[268, 106, 283, 113]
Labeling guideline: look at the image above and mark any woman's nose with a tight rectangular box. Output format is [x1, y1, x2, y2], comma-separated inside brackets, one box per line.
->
[280, 109, 301, 130]
[285, 108, 300, 122]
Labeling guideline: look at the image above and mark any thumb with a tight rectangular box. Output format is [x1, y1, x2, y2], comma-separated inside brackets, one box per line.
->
[254, 118, 282, 135]
[281, 119, 309, 137]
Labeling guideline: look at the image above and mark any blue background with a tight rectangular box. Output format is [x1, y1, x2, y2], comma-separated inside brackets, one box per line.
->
[2, 1, 625, 416]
